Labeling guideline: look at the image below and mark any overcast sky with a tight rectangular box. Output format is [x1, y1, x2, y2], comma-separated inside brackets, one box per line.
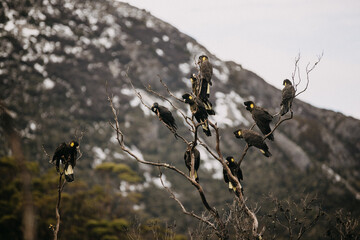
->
[124, 0, 360, 119]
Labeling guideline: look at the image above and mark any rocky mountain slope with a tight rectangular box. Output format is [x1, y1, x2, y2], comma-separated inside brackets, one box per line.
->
[1, 0, 360, 237]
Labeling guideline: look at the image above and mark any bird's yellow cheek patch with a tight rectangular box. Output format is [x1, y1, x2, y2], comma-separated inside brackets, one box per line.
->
[260, 149, 265, 154]
[202, 57, 206, 61]
[250, 103, 254, 109]
[231, 158, 235, 162]
[238, 131, 241, 136]
[189, 96, 193, 100]
[70, 142, 74, 147]
[284, 82, 287, 86]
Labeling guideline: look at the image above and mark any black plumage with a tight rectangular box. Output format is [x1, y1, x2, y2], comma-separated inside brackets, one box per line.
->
[223, 156, 243, 193]
[182, 93, 211, 136]
[190, 73, 215, 115]
[151, 102, 177, 132]
[280, 79, 295, 116]
[198, 55, 213, 99]
[184, 146, 201, 183]
[202, 98, 215, 115]
[234, 129, 272, 157]
[244, 101, 274, 141]
[51, 141, 79, 182]
[189, 73, 199, 96]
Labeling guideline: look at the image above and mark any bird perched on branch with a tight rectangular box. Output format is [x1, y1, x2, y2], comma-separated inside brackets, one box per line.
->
[190, 73, 215, 115]
[198, 55, 213, 100]
[223, 156, 243, 193]
[184, 146, 201, 183]
[182, 93, 211, 136]
[51, 141, 80, 182]
[244, 101, 274, 141]
[280, 79, 295, 116]
[151, 102, 177, 132]
[234, 129, 272, 157]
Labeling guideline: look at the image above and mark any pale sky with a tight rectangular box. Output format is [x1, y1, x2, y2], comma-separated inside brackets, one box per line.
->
[124, 0, 360, 119]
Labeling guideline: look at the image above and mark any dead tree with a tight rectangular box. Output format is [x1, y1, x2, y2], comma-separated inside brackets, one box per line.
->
[43, 131, 84, 240]
[107, 55, 322, 239]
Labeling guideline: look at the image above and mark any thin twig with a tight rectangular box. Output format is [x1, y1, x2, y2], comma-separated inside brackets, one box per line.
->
[292, 53, 301, 91]
[295, 52, 323, 97]
[263, 111, 293, 142]
[157, 168, 219, 234]
[237, 144, 249, 167]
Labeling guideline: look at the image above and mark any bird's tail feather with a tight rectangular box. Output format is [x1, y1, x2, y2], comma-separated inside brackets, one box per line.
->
[267, 133, 275, 141]
[202, 120, 211, 136]
[260, 149, 272, 157]
[190, 170, 199, 183]
[65, 165, 74, 182]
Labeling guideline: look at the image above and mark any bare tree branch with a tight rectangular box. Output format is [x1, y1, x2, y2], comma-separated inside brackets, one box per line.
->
[53, 173, 66, 240]
[107, 85, 228, 237]
[292, 53, 301, 91]
[157, 168, 219, 234]
[105, 52, 320, 239]
[295, 52, 323, 97]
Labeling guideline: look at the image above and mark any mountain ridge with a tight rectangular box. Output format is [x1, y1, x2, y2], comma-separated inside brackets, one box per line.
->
[1, 0, 360, 238]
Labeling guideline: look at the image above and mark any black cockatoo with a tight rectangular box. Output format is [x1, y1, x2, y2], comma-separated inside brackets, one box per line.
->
[182, 93, 211, 136]
[280, 79, 295, 116]
[234, 129, 272, 157]
[184, 146, 201, 183]
[190, 73, 215, 115]
[151, 102, 177, 132]
[223, 156, 243, 193]
[244, 101, 274, 141]
[198, 55, 213, 99]
[52, 141, 79, 182]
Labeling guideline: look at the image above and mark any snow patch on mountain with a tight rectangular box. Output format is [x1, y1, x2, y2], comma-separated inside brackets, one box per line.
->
[212, 91, 249, 127]
[93, 146, 107, 166]
[179, 62, 191, 75]
[322, 164, 360, 200]
[43, 78, 55, 89]
[198, 147, 223, 179]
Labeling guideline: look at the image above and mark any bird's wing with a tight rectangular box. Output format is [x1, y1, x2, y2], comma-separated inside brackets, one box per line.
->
[158, 106, 177, 128]
[258, 108, 273, 121]
[52, 143, 67, 162]
[194, 149, 200, 170]
[71, 150, 78, 166]
[200, 61, 213, 82]
[223, 169, 229, 183]
[282, 86, 295, 100]
[184, 151, 191, 170]
[237, 167, 243, 181]
[195, 98, 208, 116]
